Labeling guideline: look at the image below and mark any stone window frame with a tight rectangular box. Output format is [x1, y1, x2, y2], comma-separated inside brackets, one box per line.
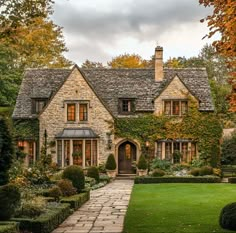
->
[155, 140, 197, 163]
[163, 99, 188, 116]
[118, 98, 136, 115]
[56, 139, 98, 168]
[64, 100, 90, 123]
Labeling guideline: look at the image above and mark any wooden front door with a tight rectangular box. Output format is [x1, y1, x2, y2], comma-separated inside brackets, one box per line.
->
[118, 142, 136, 174]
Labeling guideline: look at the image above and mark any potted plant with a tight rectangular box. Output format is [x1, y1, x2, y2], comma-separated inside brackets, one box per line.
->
[72, 151, 82, 165]
[105, 154, 117, 178]
[137, 154, 148, 176]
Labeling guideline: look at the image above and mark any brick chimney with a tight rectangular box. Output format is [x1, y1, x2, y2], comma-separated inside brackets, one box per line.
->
[155, 46, 164, 81]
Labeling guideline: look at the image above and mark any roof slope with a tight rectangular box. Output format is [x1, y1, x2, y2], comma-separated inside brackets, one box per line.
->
[12, 67, 214, 119]
[13, 69, 71, 118]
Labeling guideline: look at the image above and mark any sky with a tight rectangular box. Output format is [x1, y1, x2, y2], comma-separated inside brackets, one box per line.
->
[52, 0, 216, 65]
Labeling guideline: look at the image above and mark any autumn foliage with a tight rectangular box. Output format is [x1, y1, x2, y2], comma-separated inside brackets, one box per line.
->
[199, 0, 236, 112]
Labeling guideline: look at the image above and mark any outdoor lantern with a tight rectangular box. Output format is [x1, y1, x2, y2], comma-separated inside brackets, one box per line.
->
[145, 141, 150, 148]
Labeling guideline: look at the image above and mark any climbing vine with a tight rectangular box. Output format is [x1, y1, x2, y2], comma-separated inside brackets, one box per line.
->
[13, 119, 39, 141]
[114, 99, 222, 167]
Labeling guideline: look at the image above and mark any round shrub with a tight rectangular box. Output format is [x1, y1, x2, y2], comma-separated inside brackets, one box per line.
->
[219, 202, 236, 230]
[62, 165, 85, 192]
[87, 166, 100, 183]
[199, 166, 213, 176]
[137, 154, 147, 170]
[190, 168, 201, 176]
[0, 184, 21, 220]
[48, 186, 62, 202]
[152, 169, 165, 177]
[57, 179, 77, 197]
[105, 154, 116, 170]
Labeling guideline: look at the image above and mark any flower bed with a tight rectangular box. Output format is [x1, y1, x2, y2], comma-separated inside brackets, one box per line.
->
[60, 191, 90, 210]
[134, 176, 221, 184]
[0, 222, 19, 233]
[11, 203, 71, 233]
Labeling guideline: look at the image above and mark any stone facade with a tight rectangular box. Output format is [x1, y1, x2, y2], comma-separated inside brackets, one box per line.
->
[39, 68, 114, 165]
[154, 75, 197, 115]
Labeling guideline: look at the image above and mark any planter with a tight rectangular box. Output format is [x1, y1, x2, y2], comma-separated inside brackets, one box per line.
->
[106, 170, 116, 178]
[137, 169, 148, 176]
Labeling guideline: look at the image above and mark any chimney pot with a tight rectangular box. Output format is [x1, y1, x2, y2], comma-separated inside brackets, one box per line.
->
[155, 46, 164, 81]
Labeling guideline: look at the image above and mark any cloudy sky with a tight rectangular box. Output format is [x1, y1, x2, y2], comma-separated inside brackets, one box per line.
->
[52, 0, 215, 65]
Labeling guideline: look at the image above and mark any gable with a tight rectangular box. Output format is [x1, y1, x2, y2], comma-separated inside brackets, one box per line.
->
[40, 67, 113, 121]
[154, 75, 198, 115]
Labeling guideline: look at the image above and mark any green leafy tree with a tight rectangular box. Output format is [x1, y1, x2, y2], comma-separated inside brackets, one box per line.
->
[81, 59, 104, 68]
[0, 45, 23, 106]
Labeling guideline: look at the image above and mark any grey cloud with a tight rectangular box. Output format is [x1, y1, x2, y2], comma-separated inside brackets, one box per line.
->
[52, 0, 212, 64]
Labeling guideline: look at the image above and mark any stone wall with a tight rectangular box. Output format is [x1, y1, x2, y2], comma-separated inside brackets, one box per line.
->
[39, 68, 114, 165]
[154, 76, 198, 115]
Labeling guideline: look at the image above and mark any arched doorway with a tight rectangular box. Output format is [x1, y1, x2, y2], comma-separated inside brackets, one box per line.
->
[118, 141, 137, 174]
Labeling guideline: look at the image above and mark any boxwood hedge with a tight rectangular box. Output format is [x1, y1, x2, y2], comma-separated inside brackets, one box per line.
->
[134, 176, 221, 184]
[11, 203, 71, 233]
[60, 191, 90, 210]
[0, 222, 19, 233]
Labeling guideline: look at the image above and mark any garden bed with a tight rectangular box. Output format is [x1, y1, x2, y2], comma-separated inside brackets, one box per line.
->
[0, 222, 19, 233]
[134, 176, 221, 184]
[11, 203, 71, 233]
[60, 191, 90, 210]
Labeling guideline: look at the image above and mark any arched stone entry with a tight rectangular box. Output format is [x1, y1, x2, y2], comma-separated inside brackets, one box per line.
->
[118, 141, 137, 174]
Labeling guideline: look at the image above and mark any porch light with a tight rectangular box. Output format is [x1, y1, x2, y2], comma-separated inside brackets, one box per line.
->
[18, 140, 25, 147]
[145, 141, 150, 148]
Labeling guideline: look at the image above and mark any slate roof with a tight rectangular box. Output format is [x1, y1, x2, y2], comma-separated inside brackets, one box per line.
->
[12, 67, 214, 119]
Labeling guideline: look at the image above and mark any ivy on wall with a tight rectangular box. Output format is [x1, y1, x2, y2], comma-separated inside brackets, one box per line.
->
[114, 100, 222, 167]
[13, 119, 39, 141]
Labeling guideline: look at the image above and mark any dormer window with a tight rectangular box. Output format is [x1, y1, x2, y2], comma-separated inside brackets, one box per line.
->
[164, 100, 188, 116]
[32, 98, 47, 114]
[119, 99, 135, 114]
[67, 103, 76, 121]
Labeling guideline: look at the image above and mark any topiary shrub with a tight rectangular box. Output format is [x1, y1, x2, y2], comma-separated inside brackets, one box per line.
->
[199, 166, 213, 176]
[151, 168, 165, 177]
[57, 179, 77, 197]
[137, 154, 147, 170]
[219, 202, 236, 230]
[62, 165, 85, 193]
[105, 154, 116, 170]
[0, 184, 21, 220]
[190, 168, 201, 176]
[87, 166, 100, 183]
[0, 117, 14, 185]
[48, 186, 62, 202]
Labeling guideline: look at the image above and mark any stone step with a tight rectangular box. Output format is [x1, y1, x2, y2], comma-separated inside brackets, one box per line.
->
[116, 174, 136, 180]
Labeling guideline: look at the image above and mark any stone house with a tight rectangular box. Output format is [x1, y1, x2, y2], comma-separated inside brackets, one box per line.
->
[12, 47, 214, 173]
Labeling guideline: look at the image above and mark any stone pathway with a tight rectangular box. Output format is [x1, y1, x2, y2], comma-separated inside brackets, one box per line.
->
[52, 179, 134, 233]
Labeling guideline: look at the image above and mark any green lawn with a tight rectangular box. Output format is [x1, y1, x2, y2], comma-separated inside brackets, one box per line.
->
[123, 184, 236, 233]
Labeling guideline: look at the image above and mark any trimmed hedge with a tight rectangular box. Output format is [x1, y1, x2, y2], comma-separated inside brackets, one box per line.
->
[0, 222, 19, 233]
[11, 203, 71, 233]
[134, 176, 221, 184]
[60, 191, 90, 210]
[228, 177, 236, 183]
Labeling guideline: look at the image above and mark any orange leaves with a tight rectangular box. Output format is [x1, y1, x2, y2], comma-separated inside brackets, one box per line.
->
[199, 0, 236, 112]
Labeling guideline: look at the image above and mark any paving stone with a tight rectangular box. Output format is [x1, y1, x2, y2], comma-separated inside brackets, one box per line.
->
[53, 180, 133, 233]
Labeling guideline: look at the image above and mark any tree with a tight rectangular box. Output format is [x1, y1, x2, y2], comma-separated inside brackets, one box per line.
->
[0, 45, 22, 106]
[0, 116, 14, 185]
[107, 53, 151, 68]
[199, 0, 236, 112]
[0, 0, 72, 106]
[81, 59, 104, 69]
